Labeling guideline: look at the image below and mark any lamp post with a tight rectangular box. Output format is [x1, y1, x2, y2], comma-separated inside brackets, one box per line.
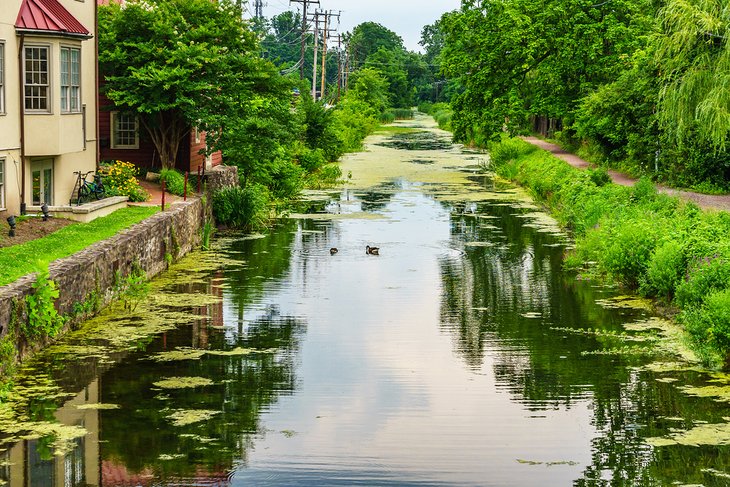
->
[7, 216, 16, 237]
[41, 203, 49, 221]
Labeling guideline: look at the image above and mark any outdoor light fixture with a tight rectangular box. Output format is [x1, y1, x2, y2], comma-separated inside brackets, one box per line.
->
[7, 216, 16, 238]
[41, 203, 49, 221]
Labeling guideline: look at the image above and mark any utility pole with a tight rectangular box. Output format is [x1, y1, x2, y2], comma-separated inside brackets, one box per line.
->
[254, 0, 264, 19]
[290, 0, 319, 80]
[319, 11, 340, 103]
[335, 34, 342, 102]
[311, 10, 322, 99]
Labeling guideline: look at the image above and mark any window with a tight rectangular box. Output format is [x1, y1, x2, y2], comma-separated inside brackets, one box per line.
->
[24, 46, 50, 111]
[111, 112, 139, 149]
[0, 42, 5, 114]
[0, 159, 5, 209]
[60, 47, 81, 113]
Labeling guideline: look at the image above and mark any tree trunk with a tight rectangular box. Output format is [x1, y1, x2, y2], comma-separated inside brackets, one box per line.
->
[140, 110, 189, 170]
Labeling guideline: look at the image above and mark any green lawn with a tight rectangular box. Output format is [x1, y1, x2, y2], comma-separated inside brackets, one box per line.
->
[0, 206, 158, 286]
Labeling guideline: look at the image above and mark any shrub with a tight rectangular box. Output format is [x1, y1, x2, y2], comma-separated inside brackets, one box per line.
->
[212, 185, 270, 230]
[675, 257, 730, 308]
[378, 111, 396, 124]
[160, 169, 187, 196]
[682, 289, 730, 366]
[601, 220, 658, 287]
[640, 240, 686, 298]
[100, 160, 149, 202]
[587, 167, 611, 187]
[24, 272, 65, 340]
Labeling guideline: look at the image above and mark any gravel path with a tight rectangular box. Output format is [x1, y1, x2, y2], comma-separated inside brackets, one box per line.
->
[521, 136, 730, 212]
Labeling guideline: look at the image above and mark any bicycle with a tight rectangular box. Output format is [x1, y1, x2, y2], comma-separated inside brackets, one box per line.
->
[73, 171, 105, 205]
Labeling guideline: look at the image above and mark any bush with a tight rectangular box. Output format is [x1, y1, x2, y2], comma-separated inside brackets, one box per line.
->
[159, 169, 187, 196]
[212, 185, 270, 230]
[675, 257, 730, 308]
[601, 220, 658, 287]
[682, 289, 730, 366]
[100, 160, 149, 202]
[640, 240, 686, 298]
[588, 167, 611, 187]
[378, 111, 396, 124]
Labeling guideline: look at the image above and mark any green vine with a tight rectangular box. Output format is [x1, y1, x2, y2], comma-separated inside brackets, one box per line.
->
[121, 261, 150, 312]
[24, 272, 66, 340]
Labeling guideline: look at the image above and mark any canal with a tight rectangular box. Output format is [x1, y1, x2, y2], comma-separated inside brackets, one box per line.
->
[1, 115, 730, 486]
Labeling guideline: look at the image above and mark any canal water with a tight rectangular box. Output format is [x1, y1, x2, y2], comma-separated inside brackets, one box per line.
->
[2, 115, 730, 486]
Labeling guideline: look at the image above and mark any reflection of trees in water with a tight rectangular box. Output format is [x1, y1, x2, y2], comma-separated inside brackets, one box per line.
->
[100, 305, 306, 481]
[355, 181, 401, 212]
[440, 202, 730, 485]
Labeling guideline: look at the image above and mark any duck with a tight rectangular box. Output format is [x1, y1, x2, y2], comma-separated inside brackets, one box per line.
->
[366, 245, 380, 255]
[330, 247, 339, 255]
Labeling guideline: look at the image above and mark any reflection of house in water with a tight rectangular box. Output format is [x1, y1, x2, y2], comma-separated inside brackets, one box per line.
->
[0, 380, 100, 486]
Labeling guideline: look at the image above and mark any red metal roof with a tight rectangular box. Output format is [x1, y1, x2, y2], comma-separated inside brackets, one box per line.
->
[15, 0, 91, 38]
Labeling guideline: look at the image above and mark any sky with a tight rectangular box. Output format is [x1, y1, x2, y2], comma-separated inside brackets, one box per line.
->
[257, 0, 462, 52]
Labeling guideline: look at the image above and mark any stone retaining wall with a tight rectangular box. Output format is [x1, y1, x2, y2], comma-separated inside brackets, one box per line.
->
[0, 197, 205, 362]
[0, 165, 238, 365]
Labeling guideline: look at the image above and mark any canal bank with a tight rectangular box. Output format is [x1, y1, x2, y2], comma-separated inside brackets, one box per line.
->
[0, 166, 237, 370]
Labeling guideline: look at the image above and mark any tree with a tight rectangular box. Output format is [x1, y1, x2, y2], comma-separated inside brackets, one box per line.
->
[99, 0, 259, 169]
[439, 0, 656, 143]
[656, 0, 730, 151]
[349, 22, 405, 70]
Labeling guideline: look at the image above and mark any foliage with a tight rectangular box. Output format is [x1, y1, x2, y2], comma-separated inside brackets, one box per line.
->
[212, 186, 270, 230]
[100, 161, 149, 202]
[676, 256, 730, 308]
[99, 0, 259, 169]
[0, 207, 157, 287]
[298, 95, 344, 162]
[682, 289, 730, 367]
[656, 0, 730, 152]
[487, 137, 730, 366]
[641, 240, 686, 299]
[121, 262, 150, 312]
[24, 272, 65, 340]
[159, 169, 187, 197]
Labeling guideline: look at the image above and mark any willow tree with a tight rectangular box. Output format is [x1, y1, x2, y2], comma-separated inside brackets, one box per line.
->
[99, 0, 259, 169]
[656, 0, 730, 151]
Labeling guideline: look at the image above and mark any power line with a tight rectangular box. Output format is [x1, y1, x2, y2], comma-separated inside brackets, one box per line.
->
[289, 0, 319, 79]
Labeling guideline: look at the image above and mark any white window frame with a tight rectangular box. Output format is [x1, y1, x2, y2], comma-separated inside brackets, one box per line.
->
[0, 158, 5, 210]
[24, 44, 51, 113]
[110, 111, 139, 149]
[60, 45, 81, 113]
[0, 42, 5, 115]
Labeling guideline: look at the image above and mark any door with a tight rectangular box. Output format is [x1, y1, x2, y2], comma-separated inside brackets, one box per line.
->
[31, 159, 53, 206]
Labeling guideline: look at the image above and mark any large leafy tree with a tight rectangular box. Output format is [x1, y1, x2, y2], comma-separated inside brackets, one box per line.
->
[99, 0, 259, 169]
[440, 0, 655, 142]
[656, 0, 730, 151]
[349, 22, 405, 70]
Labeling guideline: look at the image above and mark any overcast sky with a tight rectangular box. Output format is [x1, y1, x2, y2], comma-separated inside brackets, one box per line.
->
[259, 0, 462, 52]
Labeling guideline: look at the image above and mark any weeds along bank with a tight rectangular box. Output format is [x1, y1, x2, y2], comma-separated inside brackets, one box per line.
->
[488, 138, 730, 369]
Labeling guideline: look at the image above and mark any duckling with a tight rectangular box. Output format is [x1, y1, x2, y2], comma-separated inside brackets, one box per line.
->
[366, 245, 380, 255]
[330, 247, 338, 255]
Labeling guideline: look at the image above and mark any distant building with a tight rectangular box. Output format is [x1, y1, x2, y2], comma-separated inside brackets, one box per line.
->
[0, 0, 98, 216]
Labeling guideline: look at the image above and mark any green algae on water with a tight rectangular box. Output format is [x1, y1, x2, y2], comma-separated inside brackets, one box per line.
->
[646, 421, 730, 447]
[75, 403, 120, 410]
[151, 348, 207, 362]
[166, 409, 220, 427]
[153, 377, 214, 390]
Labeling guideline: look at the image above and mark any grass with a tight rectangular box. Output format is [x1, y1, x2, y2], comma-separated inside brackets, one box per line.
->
[0, 206, 158, 286]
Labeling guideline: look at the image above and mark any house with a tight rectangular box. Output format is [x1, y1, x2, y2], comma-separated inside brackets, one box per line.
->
[0, 0, 98, 217]
[97, 0, 223, 175]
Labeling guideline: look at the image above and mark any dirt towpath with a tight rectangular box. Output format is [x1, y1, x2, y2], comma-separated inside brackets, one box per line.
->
[521, 136, 730, 212]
